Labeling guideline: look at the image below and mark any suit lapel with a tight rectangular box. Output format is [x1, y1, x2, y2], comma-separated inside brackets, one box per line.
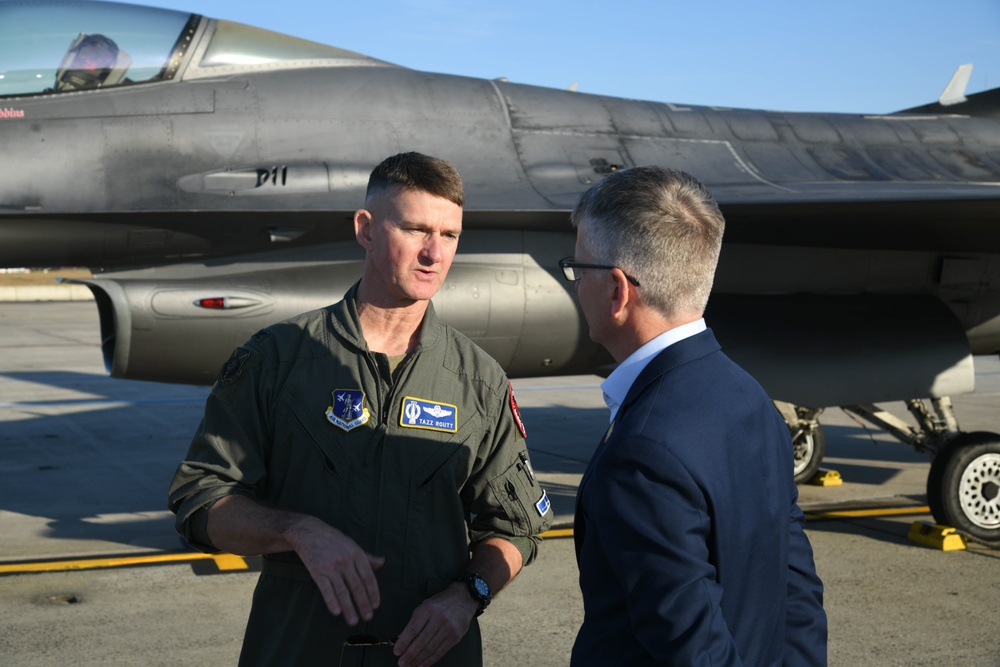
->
[619, 328, 721, 415]
[576, 329, 721, 492]
[575, 328, 723, 556]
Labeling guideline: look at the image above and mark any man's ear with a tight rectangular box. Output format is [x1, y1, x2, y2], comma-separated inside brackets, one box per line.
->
[608, 268, 633, 322]
[354, 209, 374, 250]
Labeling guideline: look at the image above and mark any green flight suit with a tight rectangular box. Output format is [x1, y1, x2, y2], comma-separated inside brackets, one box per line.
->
[168, 283, 551, 666]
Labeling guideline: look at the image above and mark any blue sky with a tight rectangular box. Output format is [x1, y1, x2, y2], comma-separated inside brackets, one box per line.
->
[129, 0, 1000, 114]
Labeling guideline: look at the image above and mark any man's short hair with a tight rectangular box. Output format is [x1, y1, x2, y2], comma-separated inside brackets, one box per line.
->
[570, 166, 724, 318]
[365, 152, 464, 207]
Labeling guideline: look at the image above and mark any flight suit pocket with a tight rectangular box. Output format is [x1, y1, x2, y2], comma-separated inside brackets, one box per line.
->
[397, 433, 474, 590]
[267, 392, 355, 528]
[487, 451, 550, 534]
[286, 397, 346, 473]
[282, 383, 376, 478]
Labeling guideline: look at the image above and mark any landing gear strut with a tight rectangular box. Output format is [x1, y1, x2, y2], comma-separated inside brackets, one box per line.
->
[790, 397, 1000, 546]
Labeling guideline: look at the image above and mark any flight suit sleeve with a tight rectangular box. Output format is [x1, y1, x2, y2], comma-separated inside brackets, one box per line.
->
[167, 341, 274, 552]
[463, 380, 552, 567]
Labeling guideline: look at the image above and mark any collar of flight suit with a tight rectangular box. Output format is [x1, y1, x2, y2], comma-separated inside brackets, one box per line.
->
[330, 280, 445, 355]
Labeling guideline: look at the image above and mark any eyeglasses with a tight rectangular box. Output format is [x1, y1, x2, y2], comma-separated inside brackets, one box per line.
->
[339, 634, 395, 666]
[558, 256, 640, 286]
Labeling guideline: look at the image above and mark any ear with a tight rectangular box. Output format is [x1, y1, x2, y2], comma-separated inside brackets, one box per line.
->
[607, 268, 636, 323]
[354, 209, 374, 250]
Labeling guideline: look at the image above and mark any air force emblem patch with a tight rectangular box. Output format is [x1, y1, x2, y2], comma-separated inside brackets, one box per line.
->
[400, 396, 458, 433]
[325, 389, 370, 431]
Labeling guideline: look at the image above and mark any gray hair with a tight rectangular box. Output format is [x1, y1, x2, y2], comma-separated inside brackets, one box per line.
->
[570, 166, 724, 318]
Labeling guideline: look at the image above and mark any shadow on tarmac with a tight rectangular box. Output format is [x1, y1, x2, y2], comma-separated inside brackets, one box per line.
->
[0, 369, 955, 555]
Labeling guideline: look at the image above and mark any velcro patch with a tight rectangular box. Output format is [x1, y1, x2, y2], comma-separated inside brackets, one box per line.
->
[326, 389, 370, 431]
[217, 347, 251, 388]
[509, 382, 527, 438]
[535, 490, 551, 516]
[400, 396, 458, 433]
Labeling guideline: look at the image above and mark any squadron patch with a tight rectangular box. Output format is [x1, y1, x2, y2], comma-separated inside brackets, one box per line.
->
[509, 382, 527, 438]
[325, 389, 371, 431]
[399, 396, 458, 433]
[217, 347, 251, 387]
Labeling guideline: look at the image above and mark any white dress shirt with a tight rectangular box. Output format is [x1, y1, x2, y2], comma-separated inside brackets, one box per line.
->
[601, 318, 707, 423]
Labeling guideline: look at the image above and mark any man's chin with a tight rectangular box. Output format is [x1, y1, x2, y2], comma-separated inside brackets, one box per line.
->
[402, 283, 442, 303]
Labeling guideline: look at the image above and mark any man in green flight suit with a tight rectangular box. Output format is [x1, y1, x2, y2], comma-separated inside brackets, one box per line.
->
[168, 152, 552, 667]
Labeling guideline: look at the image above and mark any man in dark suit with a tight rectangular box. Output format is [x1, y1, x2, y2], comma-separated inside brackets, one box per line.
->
[561, 166, 827, 665]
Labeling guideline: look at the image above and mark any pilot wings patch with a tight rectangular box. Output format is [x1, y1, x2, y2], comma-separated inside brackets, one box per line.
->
[399, 396, 458, 433]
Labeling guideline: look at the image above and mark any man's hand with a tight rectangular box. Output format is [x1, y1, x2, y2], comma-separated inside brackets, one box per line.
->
[392, 582, 479, 667]
[287, 516, 385, 625]
[205, 497, 384, 626]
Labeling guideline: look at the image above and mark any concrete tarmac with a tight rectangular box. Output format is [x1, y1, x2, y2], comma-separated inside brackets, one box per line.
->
[1, 301, 998, 666]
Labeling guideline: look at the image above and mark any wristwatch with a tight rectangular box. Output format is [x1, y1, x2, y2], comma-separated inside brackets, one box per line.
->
[458, 572, 492, 615]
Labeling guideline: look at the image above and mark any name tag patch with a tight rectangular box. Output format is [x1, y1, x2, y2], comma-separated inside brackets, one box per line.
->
[400, 396, 458, 433]
[326, 389, 370, 431]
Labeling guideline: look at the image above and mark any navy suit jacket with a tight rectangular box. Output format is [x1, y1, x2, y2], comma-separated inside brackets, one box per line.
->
[572, 329, 827, 666]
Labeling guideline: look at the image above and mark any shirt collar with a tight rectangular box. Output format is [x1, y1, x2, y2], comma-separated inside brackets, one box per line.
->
[601, 318, 706, 422]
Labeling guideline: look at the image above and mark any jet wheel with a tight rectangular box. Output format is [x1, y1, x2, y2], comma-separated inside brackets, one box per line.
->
[927, 432, 1000, 546]
[792, 422, 825, 484]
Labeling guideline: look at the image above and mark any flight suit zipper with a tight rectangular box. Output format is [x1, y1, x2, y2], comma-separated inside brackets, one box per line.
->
[362, 350, 389, 560]
[369, 351, 416, 562]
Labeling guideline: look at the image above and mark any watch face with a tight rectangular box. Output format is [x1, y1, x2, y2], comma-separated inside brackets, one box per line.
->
[473, 577, 490, 597]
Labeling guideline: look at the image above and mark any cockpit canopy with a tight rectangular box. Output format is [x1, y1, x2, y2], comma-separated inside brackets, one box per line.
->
[0, 0, 377, 98]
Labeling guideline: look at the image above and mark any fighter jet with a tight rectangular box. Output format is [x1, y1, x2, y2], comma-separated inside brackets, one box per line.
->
[2, 0, 999, 545]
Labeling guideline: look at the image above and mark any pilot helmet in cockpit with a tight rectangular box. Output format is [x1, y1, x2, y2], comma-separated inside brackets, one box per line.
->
[55, 33, 130, 91]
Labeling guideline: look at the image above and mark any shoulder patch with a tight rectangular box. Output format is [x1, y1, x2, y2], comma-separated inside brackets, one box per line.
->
[217, 347, 251, 388]
[250, 328, 272, 343]
[509, 382, 527, 438]
[535, 490, 551, 516]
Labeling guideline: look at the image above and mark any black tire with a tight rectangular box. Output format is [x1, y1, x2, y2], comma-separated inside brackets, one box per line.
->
[927, 432, 1000, 546]
[792, 422, 826, 484]
[926, 445, 949, 523]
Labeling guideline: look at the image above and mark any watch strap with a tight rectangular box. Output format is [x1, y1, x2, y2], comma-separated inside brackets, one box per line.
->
[457, 572, 491, 615]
